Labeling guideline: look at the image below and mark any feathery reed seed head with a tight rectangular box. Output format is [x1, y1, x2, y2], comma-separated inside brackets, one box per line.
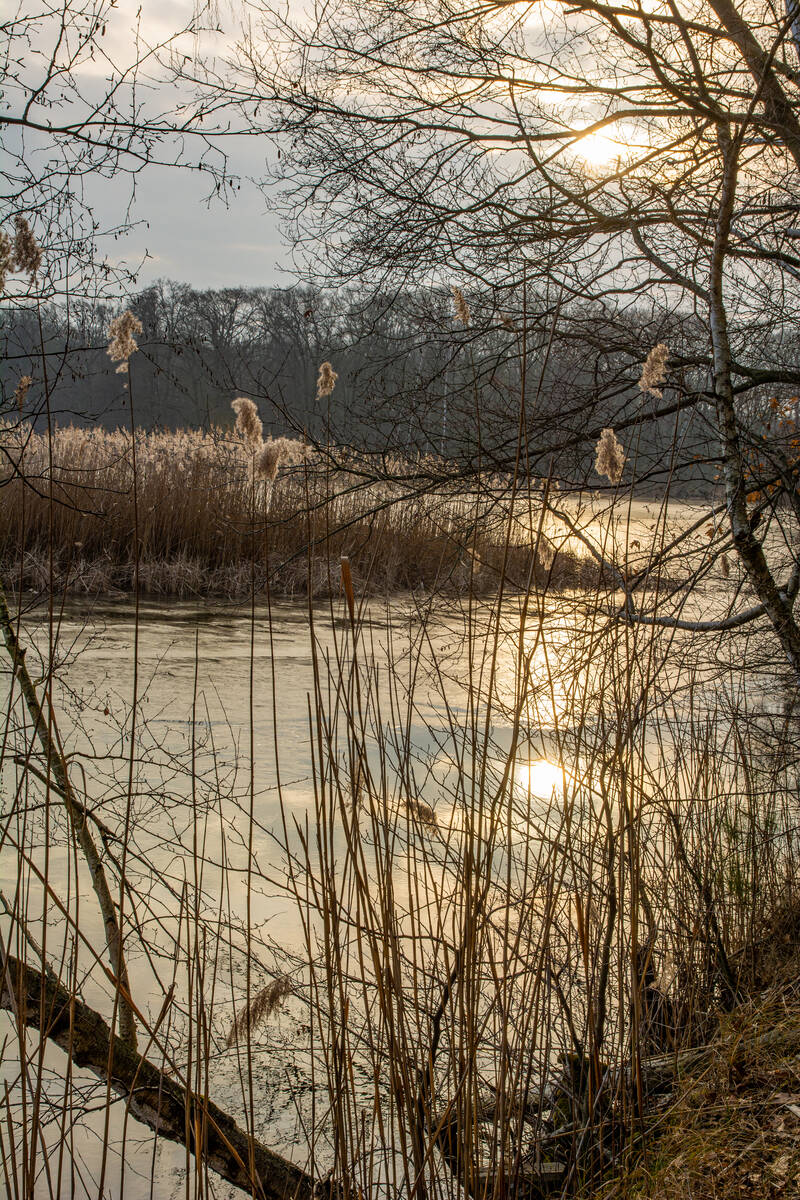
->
[256, 436, 311, 481]
[13, 217, 41, 277]
[226, 976, 294, 1047]
[256, 439, 282, 481]
[316, 361, 338, 400]
[14, 375, 32, 414]
[451, 286, 470, 326]
[0, 231, 12, 294]
[107, 311, 143, 374]
[231, 397, 263, 450]
[594, 427, 625, 484]
[638, 342, 669, 398]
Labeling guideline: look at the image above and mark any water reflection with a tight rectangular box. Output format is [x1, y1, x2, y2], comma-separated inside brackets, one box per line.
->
[515, 757, 565, 799]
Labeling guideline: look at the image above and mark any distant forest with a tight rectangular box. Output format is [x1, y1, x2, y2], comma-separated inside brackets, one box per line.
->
[2, 279, 731, 493]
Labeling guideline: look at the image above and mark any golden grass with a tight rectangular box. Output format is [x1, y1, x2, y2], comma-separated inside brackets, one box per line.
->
[0, 422, 596, 597]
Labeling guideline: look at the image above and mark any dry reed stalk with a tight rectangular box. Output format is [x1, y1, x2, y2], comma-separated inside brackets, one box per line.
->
[268, 498, 800, 1200]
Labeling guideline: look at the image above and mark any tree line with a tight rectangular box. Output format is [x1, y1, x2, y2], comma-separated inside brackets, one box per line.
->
[3, 277, 731, 496]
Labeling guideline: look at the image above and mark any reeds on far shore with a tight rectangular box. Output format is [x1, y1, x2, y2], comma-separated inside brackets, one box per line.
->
[0, 422, 595, 598]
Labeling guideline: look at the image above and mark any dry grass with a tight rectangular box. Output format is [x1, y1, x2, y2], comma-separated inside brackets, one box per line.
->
[599, 908, 800, 1200]
[0, 421, 596, 597]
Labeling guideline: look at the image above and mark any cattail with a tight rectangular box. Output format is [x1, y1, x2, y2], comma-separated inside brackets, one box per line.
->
[107, 311, 143, 374]
[225, 976, 293, 1047]
[12, 217, 41, 277]
[14, 375, 32, 414]
[451, 286, 470, 326]
[594, 427, 625, 484]
[231, 397, 263, 450]
[720, 552, 731, 579]
[0, 230, 12, 294]
[316, 361, 338, 400]
[638, 343, 669, 398]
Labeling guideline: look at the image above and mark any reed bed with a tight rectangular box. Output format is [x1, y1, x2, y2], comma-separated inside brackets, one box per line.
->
[272, 577, 800, 1200]
[0, 484, 797, 1196]
[0, 422, 595, 598]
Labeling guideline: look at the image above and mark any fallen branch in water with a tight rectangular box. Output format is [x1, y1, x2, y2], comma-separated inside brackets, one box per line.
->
[0, 953, 315, 1200]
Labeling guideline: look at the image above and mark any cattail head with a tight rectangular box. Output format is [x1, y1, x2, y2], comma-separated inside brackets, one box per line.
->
[12, 217, 41, 277]
[316, 361, 338, 400]
[107, 311, 143, 374]
[451, 286, 470, 326]
[594, 427, 625, 484]
[0, 231, 12, 294]
[638, 343, 669, 398]
[720, 552, 731, 579]
[231, 397, 263, 450]
[14, 375, 32, 414]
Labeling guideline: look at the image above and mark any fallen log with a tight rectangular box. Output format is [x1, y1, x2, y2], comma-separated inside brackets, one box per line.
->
[0, 954, 314, 1200]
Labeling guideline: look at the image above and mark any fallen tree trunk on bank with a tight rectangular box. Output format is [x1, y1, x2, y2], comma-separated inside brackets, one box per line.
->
[0, 953, 315, 1200]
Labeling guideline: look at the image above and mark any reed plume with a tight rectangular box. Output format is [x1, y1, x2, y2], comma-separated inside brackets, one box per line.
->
[595, 427, 625, 483]
[226, 976, 294, 1047]
[0, 231, 12, 294]
[107, 311, 143, 374]
[638, 342, 669, 398]
[0, 219, 42, 288]
[256, 435, 310, 481]
[316, 361, 338, 399]
[13, 375, 31, 414]
[231, 397, 264, 450]
[12, 217, 41, 277]
[451, 285, 470, 325]
[255, 439, 282, 481]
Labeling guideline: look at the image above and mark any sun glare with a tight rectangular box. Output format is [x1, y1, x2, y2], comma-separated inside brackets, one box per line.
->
[575, 131, 624, 166]
[516, 758, 565, 799]
[572, 122, 651, 169]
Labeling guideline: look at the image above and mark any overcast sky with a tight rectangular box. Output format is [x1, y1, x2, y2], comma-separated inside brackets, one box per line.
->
[91, 0, 293, 291]
[104, 146, 292, 291]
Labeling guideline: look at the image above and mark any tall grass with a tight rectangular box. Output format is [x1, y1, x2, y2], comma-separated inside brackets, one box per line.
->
[0, 422, 596, 597]
[275, 564, 800, 1198]
[1, 414, 797, 1198]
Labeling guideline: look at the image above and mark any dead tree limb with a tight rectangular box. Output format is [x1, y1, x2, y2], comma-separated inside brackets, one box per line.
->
[0, 953, 315, 1200]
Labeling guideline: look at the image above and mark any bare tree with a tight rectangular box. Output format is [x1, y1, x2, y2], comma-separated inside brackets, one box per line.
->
[1, 0, 231, 301]
[197, 0, 800, 676]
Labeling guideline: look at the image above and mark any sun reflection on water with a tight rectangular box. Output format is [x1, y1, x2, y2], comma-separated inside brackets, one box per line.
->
[515, 757, 565, 799]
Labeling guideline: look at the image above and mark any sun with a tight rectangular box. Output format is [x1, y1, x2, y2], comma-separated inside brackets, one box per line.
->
[574, 130, 625, 167]
[572, 123, 651, 169]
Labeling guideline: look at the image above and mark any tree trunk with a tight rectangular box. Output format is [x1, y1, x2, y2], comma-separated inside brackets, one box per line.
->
[708, 133, 800, 679]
